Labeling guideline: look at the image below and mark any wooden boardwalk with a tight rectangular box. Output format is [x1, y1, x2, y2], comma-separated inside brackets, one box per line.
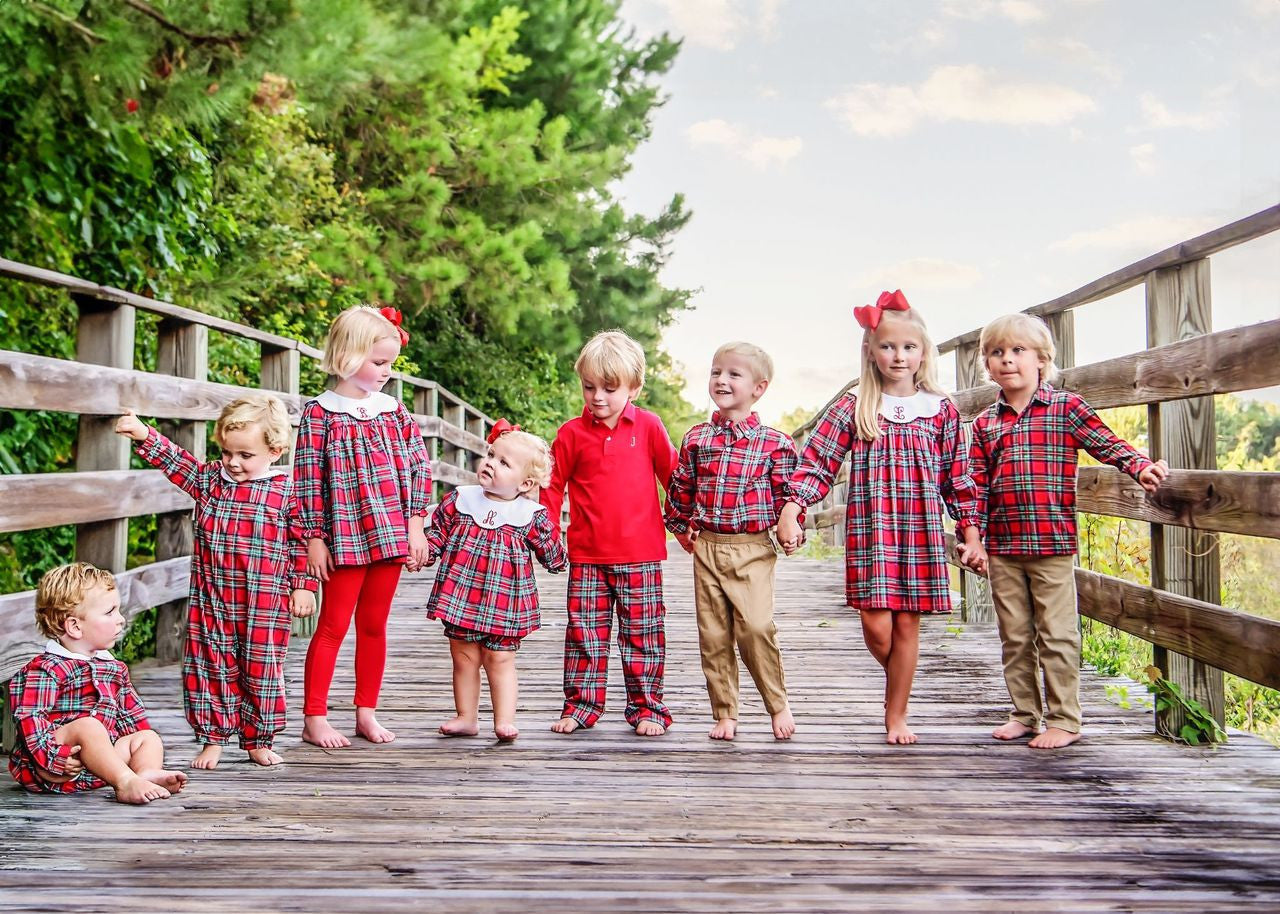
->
[3, 550, 1280, 912]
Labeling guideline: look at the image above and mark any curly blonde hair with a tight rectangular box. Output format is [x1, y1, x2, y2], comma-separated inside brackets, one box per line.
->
[320, 305, 402, 380]
[215, 394, 291, 451]
[492, 429, 554, 491]
[35, 563, 117, 640]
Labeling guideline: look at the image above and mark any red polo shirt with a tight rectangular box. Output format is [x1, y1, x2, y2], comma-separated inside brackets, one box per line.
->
[541, 402, 678, 564]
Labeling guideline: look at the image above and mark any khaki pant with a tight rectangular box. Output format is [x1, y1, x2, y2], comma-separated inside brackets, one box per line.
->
[692, 531, 788, 719]
[988, 554, 1082, 733]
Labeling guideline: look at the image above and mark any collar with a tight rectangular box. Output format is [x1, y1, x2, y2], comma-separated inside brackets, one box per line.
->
[315, 389, 399, 419]
[879, 390, 944, 423]
[710, 410, 760, 440]
[455, 485, 545, 528]
[219, 466, 287, 484]
[995, 381, 1054, 415]
[45, 639, 114, 662]
[582, 400, 637, 429]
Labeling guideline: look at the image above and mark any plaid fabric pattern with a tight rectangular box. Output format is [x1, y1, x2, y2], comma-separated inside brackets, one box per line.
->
[789, 392, 979, 612]
[665, 412, 801, 535]
[969, 383, 1154, 556]
[442, 622, 523, 652]
[8, 650, 151, 793]
[293, 398, 432, 566]
[425, 488, 568, 638]
[137, 429, 316, 748]
[562, 562, 670, 729]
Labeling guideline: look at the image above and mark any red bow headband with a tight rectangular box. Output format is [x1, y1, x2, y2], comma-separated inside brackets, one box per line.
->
[378, 306, 410, 346]
[854, 290, 910, 332]
[487, 418, 522, 445]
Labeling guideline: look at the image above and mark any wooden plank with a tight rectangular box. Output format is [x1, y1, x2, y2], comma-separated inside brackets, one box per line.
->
[0, 557, 189, 681]
[415, 386, 441, 499]
[1077, 465, 1280, 538]
[430, 460, 476, 488]
[0, 470, 193, 533]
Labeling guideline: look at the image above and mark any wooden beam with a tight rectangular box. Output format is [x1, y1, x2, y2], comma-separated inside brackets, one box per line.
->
[430, 460, 477, 488]
[1078, 466, 1280, 538]
[0, 470, 193, 533]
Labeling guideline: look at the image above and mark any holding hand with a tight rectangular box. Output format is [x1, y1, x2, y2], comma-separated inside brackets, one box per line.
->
[1138, 459, 1170, 493]
[957, 526, 988, 576]
[114, 410, 149, 442]
[776, 503, 804, 556]
[407, 523, 429, 571]
[674, 529, 698, 554]
[62, 746, 84, 778]
[289, 589, 317, 619]
[307, 538, 334, 583]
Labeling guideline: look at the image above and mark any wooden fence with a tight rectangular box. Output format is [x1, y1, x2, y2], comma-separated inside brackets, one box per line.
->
[0, 259, 492, 721]
[793, 203, 1280, 740]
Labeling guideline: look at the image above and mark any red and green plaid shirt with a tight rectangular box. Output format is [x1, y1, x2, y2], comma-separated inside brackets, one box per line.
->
[968, 382, 1154, 556]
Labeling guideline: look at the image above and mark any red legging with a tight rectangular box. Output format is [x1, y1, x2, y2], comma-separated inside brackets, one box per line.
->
[303, 562, 403, 716]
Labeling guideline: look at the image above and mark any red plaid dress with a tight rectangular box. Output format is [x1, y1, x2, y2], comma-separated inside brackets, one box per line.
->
[969, 382, 1154, 556]
[665, 412, 801, 535]
[136, 429, 317, 749]
[425, 486, 568, 639]
[789, 391, 980, 613]
[293, 390, 432, 566]
[8, 642, 151, 793]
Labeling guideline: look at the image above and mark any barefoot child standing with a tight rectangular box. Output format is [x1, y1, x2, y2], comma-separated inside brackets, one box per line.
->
[778, 291, 983, 745]
[665, 342, 798, 741]
[8, 563, 187, 803]
[421, 421, 567, 741]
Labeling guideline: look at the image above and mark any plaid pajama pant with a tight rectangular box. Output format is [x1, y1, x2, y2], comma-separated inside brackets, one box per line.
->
[561, 562, 671, 729]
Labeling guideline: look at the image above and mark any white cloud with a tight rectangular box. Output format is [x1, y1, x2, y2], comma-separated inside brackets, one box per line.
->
[1048, 215, 1219, 253]
[855, 258, 983, 293]
[757, 85, 781, 100]
[1243, 0, 1280, 18]
[758, 0, 783, 38]
[686, 118, 803, 169]
[1028, 37, 1122, 83]
[631, 0, 784, 51]
[1129, 143, 1156, 174]
[1139, 92, 1228, 130]
[943, 0, 1046, 23]
[825, 65, 1095, 137]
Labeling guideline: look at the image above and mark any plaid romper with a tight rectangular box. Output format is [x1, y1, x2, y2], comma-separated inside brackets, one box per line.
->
[8, 642, 151, 793]
[789, 391, 980, 613]
[425, 486, 568, 648]
[136, 429, 317, 749]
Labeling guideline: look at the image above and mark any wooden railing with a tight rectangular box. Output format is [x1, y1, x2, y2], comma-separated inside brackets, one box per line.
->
[0, 258, 492, 691]
[792, 203, 1280, 739]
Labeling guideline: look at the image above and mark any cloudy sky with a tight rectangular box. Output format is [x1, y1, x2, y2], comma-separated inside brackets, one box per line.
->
[616, 0, 1280, 421]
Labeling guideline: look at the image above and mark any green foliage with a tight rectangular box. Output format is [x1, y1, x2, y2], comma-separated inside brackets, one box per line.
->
[1143, 665, 1228, 745]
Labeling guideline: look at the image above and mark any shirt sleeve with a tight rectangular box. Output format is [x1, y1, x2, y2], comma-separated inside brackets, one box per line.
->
[966, 414, 991, 538]
[528, 508, 569, 573]
[292, 403, 329, 541]
[937, 401, 981, 533]
[287, 496, 321, 593]
[10, 663, 76, 776]
[539, 426, 572, 525]
[400, 404, 433, 517]
[663, 431, 697, 535]
[651, 417, 679, 490]
[1066, 394, 1153, 480]
[425, 491, 458, 564]
[134, 427, 211, 500]
[788, 396, 856, 507]
[770, 434, 806, 527]
[116, 664, 152, 734]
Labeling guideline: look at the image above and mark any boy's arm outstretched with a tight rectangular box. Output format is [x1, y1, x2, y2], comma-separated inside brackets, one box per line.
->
[116, 410, 208, 499]
[1067, 395, 1169, 492]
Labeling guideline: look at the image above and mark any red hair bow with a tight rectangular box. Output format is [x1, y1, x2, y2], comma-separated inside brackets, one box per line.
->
[853, 289, 910, 332]
[487, 418, 521, 445]
[378, 306, 410, 346]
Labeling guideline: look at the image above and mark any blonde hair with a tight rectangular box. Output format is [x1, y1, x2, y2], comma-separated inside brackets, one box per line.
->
[574, 330, 646, 390]
[35, 563, 117, 640]
[492, 428, 555, 491]
[713, 341, 774, 383]
[321, 306, 402, 380]
[215, 394, 291, 451]
[855, 307, 946, 441]
[979, 313, 1060, 384]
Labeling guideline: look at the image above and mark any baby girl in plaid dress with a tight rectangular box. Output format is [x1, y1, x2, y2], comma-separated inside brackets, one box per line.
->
[778, 291, 983, 745]
[421, 421, 567, 741]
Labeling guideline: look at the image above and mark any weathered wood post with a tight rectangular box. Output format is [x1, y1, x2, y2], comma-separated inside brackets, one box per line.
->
[154, 318, 208, 662]
[1145, 259, 1225, 737]
[466, 410, 487, 473]
[955, 339, 993, 624]
[414, 384, 440, 501]
[442, 397, 466, 476]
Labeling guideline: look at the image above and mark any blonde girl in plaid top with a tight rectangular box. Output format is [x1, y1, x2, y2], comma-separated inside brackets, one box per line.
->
[295, 306, 432, 749]
[778, 292, 982, 745]
[116, 396, 318, 768]
[421, 421, 568, 741]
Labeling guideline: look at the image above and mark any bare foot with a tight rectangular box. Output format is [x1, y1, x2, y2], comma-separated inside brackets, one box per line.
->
[886, 718, 917, 745]
[438, 716, 479, 737]
[247, 747, 284, 766]
[191, 744, 222, 770]
[494, 722, 519, 742]
[550, 716, 581, 734]
[138, 768, 188, 792]
[709, 718, 737, 741]
[302, 715, 352, 749]
[1029, 726, 1080, 750]
[355, 708, 395, 744]
[992, 720, 1036, 741]
[114, 774, 170, 804]
[635, 719, 666, 737]
[771, 706, 796, 741]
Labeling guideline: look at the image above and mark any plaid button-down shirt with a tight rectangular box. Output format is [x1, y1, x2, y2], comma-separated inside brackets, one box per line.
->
[969, 382, 1154, 556]
[665, 412, 801, 535]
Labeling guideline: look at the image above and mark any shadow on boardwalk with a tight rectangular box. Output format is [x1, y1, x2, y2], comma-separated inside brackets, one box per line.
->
[3, 550, 1280, 912]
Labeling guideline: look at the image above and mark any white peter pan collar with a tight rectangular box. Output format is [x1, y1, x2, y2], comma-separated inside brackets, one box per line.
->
[45, 639, 114, 662]
[219, 467, 287, 484]
[455, 485, 545, 528]
[315, 389, 399, 419]
[879, 390, 944, 423]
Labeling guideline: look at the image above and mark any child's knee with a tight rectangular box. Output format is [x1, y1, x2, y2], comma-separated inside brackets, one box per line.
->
[481, 648, 516, 671]
[58, 715, 109, 743]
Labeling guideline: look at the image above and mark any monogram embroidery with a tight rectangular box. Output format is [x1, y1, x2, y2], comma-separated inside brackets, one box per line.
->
[893, 405, 906, 421]
[630, 436, 636, 447]
[482, 510, 498, 525]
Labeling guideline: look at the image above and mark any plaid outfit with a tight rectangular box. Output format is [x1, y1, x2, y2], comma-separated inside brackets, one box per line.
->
[789, 391, 980, 613]
[136, 429, 317, 749]
[969, 382, 1155, 733]
[425, 486, 568, 644]
[8, 642, 151, 793]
